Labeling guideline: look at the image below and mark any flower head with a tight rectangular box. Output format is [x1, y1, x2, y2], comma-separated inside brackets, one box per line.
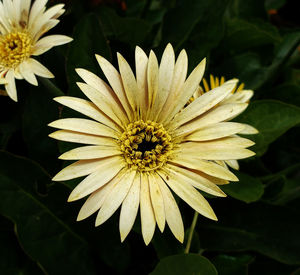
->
[50, 44, 256, 244]
[0, 0, 72, 101]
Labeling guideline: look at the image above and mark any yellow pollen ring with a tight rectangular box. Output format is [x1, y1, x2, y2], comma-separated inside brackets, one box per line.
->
[119, 120, 174, 171]
[0, 31, 32, 68]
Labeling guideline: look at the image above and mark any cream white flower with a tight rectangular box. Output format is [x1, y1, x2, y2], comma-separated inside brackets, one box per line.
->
[0, 0, 72, 101]
[49, 44, 256, 244]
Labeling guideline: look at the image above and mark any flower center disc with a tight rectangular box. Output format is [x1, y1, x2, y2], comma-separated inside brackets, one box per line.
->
[0, 31, 32, 68]
[120, 120, 174, 171]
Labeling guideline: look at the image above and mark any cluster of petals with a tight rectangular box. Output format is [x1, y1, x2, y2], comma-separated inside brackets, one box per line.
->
[0, 0, 72, 101]
[49, 43, 257, 244]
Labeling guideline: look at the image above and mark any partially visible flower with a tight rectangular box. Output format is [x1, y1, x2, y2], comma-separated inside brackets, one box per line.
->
[49, 44, 256, 244]
[0, 0, 72, 101]
[187, 74, 258, 170]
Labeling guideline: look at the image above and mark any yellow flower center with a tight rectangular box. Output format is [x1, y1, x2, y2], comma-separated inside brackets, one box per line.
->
[0, 31, 32, 68]
[120, 120, 174, 171]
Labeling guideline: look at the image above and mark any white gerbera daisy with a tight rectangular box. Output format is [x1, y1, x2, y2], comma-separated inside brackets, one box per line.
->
[0, 0, 72, 101]
[49, 44, 256, 244]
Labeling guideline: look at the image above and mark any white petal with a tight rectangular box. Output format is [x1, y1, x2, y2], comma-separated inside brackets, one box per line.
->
[140, 172, 156, 245]
[19, 61, 38, 86]
[184, 122, 245, 141]
[164, 58, 206, 124]
[49, 130, 116, 146]
[48, 118, 118, 138]
[239, 124, 259, 135]
[156, 174, 184, 243]
[59, 145, 121, 160]
[169, 79, 238, 129]
[147, 50, 159, 119]
[27, 58, 54, 78]
[159, 49, 188, 123]
[33, 35, 72, 55]
[158, 169, 217, 221]
[166, 164, 227, 197]
[4, 70, 17, 101]
[54, 96, 121, 131]
[68, 156, 125, 201]
[225, 160, 239, 170]
[222, 89, 254, 104]
[96, 55, 133, 121]
[120, 172, 141, 242]
[95, 169, 136, 226]
[149, 173, 166, 232]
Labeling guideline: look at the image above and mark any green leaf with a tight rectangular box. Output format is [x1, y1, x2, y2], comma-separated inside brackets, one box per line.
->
[222, 18, 281, 52]
[270, 83, 300, 106]
[237, 100, 300, 156]
[211, 254, 254, 275]
[66, 13, 111, 98]
[98, 7, 152, 48]
[221, 171, 264, 203]
[198, 199, 300, 265]
[161, 0, 229, 54]
[0, 151, 97, 274]
[150, 254, 217, 275]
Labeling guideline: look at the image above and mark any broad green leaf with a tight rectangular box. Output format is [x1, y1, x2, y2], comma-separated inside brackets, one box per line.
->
[198, 199, 300, 264]
[97, 7, 152, 48]
[237, 100, 300, 156]
[212, 254, 254, 275]
[150, 254, 217, 275]
[161, 0, 229, 54]
[221, 18, 281, 52]
[221, 171, 264, 203]
[228, 0, 267, 19]
[0, 151, 97, 275]
[66, 13, 111, 98]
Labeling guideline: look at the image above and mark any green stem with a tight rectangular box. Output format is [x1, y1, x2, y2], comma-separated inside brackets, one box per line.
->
[184, 212, 199, 254]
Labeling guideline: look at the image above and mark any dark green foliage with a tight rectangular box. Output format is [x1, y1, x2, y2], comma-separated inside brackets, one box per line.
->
[0, 0, 300, 274]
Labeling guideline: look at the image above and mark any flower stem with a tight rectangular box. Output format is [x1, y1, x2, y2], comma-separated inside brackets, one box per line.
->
[184, 212, 199, 254]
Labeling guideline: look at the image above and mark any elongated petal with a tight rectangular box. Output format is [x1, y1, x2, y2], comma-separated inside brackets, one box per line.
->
[140, 172, 156, 245]
[149, 173, 166, 232]
[68, 156, 124, 201]
[164, 58, 206, 124]
[96, 169, 136, 226]
[96, 55, 133, 121]
[52, 158, 108, 181]
[159, 49, 188, 123]
[174, 103, 248, 137]
[239, 124, 259, 135]
[184, 122, 245, 141]
[19, 61, 38, 85]
[27, 58, 54, 78]
[158, 169, 217, 220]
[5, 70, 17, 101]
[59, 145, 121, 160]
[120, 172, 141, 242]
[77, 177, 117, 221]
[147, 50, 159, 117]
[49, 130, 116, 146]
[169, 79, 238, 130]
[152, 43, 175, 121]
[156, 175, 184, 243]
[222, 89, 254, 104]
[54, 96, 121, 131]
[32, 35, 72, 55]
[48, 118, 118, 138]
[225, 160, 239, 170]
[166, 164, 227, 197]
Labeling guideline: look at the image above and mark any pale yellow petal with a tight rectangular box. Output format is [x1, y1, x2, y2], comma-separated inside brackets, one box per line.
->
[222, 89, 254, 104]
[5, 70, 17, 101]
[169, 79, 238, 130]
[225, 160, 239, 170]
[159, 49, 188, 123]
[149, 173, 166, 232]
[158, 169, 217, 220]
[95, 169, 136, 226]
[96, 54, 133, 121]
[19, 61, 38, 86]
[147, 50, 159, 119]
[239, 124, 259, 135]
[140, 172, 156, 245]
[48, 118, 118, 138]
[49, 130, 116, 146]
[156, 174, 184, 243]
[59, 145, 121, 160]
[27, 58, 54, 78]
[184, 122, 246, 141]
[166, 164, 226, 197]
[164, 58, 206, 124]
[68, 156, 125, 201]
[54, 96, 121, 131]
[120, 172, 141, 242]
